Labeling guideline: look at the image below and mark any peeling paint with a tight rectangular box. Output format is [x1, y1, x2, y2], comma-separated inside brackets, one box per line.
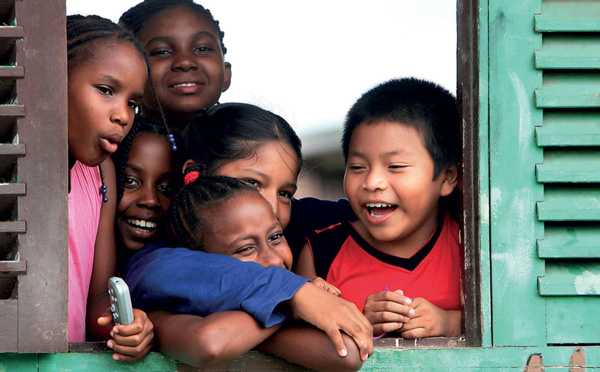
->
[574, 270, 600, 295]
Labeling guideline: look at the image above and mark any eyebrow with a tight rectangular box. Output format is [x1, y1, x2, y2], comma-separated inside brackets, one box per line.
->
[145, 31, 218, 48]
[348, 149, 410, 158]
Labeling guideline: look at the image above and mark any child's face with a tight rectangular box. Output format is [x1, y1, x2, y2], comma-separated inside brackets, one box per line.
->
[344, 121, 457, 250]
[116, 133, 177, 252]
[68, 42, 146, 167]
[202, 192, 293, 270]
[137, 6, 231, 126]
[213, 141, 298, 229]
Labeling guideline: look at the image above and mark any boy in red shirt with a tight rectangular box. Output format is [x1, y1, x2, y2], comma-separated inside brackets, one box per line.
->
[296, 77, 462, 338]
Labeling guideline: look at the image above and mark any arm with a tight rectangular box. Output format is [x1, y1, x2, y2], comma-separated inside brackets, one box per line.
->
[149, 311, 280, 367]
[399, 298, 462, 338]
[86, 158, 154, 361]
[257, 323, 364, 372]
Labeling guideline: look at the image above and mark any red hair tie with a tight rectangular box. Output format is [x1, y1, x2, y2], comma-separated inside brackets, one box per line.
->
[184, 171, 200, 185]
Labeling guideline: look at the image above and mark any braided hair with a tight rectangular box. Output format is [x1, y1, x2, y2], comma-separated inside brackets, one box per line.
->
[167, 166, 257, 250]
[185, 103, 303, 175]
[119, 0, 227, 55]
[111, 115, 187, 203]
[67, 14, 149, 74]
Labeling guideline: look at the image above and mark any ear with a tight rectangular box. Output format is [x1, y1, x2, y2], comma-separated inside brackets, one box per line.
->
[222, 62, 232, 92]
[439, 164, 458, 197]
[183, 159, 197, 175]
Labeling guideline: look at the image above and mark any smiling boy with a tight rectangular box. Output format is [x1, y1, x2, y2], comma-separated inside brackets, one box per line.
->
[296, 77, 463, 339]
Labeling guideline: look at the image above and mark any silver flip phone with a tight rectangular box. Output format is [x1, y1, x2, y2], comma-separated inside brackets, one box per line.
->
[108, 276, 134, 326]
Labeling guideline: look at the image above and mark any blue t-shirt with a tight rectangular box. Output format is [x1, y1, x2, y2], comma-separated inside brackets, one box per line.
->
[125, 242, 309, 328]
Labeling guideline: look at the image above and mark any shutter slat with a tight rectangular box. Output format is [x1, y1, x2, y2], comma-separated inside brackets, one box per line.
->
[536, 111, 600, 146]
[538, 262, 600, 296]
[536, 149, 600, 182]
[0, 221, 25, 233]
[0, 26, 23, 39]
[537, 187, 600, 221]
[537, 225, 600, 258]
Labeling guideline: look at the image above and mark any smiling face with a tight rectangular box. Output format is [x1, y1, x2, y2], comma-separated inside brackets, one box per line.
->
[344, 121, 457, 256]
[212, 141, 299, 229]
[116, 133, 178, 252]
[68, 41, 146, 167]
[137, 5, 231, 129]
[201, 191, 293, 269]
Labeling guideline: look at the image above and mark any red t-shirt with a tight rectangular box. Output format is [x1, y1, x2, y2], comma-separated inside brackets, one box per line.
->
[307, 212, 462, 312]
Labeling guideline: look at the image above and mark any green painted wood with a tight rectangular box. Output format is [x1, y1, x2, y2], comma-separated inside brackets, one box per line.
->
[535, 72, 600, 108]
[38, 352, 178, 372]
[476, 0, 493, 348]
[535, 0, 600, 32]
[538, 262, 600, 295]
[488, 0, 546, 346]
[536, 149, 600, 182]
[536, 111, 600, 146]
[538, 224, 600, 258]
[536, 35, 600, 69]
[0, 353, 38, 371]
[547, 297, 600, 343]
[537, 186, 600, 221]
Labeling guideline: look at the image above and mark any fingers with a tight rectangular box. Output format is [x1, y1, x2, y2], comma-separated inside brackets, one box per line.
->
[109, 341, 153, 362]
[373, 322, 404, 336]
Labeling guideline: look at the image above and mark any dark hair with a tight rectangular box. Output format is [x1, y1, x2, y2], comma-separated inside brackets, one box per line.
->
[67, 14, 149, 74]
[342, 77, 460, 177]
[119, 0, 227, 55]
[111, 115, 187, 202]
[185, 103, 303, 175]
[167, 167, 257, 250]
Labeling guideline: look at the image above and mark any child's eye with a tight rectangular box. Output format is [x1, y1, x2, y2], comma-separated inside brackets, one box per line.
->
[157, 182, 173, 196]
[242, 179, 261, 188]
[128, 100, 139, 110]
[234, 246, 257, 256]
[389, 164, 408, 171]
[123, 176, 139, 189]
[348, 164, 366, 171]
[194, 46, 213, 53]
[269, 233, 284, 243]
[150, 49, 171, 57]
[278, 190, 294, 200]
[97, 86, 113, 96]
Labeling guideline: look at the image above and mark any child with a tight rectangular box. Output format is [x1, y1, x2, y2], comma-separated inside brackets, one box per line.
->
[296, 77, 463, 339]
[67, 15, 153, 360]
[125, 103, 372, 367]
[119, 0, 231, 132]
[111, 116, 185, 272]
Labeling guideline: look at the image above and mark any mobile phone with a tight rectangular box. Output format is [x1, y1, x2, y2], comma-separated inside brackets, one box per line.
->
[108, 276, 134, 326]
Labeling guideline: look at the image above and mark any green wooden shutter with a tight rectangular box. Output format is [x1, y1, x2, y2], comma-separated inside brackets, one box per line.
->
[534, 0, 600, 344]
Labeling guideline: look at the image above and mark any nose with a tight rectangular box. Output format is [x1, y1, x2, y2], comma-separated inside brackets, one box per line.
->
[262, 191, 280, 222]
[258, 244, 286, 269]
[172, 50, 198, 72]
[137, 184, 161, 210]
[364, 167, 388, 192]
[111, 102, 132, 128]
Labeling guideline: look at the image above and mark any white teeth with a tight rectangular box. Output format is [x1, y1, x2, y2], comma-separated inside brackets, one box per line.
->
[366, 202, 392, 208]
[173, 83, 197, 88]
[127, 218, 157, 230]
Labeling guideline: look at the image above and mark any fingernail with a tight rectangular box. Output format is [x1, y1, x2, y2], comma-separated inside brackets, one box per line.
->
[394, 290, 403, 295]
[107, 341, 114, 349]
[110, 331, 114, 338]
[405, 317, 411, 322]
[409, 308, 415, 316]
[112, 354, 119, 361]
[339, 348, 348, 357]
[405, 297, 412, 305]
[113, 327, 119, 334]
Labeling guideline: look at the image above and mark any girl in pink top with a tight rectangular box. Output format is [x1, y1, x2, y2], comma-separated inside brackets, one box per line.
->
[67, 15, 153, 361]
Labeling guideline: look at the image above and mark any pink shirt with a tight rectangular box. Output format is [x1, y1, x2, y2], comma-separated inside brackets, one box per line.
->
[68, 161, 102, 342]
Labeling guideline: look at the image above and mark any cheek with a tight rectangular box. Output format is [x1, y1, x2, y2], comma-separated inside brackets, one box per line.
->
[277, 203, 291, 229]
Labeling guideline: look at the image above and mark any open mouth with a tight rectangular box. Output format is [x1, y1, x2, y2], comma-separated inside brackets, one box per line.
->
[365, 202, 398, 218]
[126, 218, 158, 232]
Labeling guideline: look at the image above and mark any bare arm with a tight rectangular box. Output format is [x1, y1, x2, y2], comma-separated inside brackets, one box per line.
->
[149, 310, 280, 367]
[86, 158, 154, 361]
[295, 242, 317, 278]
[258, 322, 365, 372]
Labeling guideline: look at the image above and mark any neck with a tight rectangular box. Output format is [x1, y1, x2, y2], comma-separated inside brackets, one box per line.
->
[353, 210, 440, 258]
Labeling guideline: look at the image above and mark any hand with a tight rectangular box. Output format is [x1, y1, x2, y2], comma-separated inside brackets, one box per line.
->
[97, 308, 154, 361]
[399, 298, 462, 339]
[290, 282, 373, 361]
[310, 276, 341, 296]
[363, 289, 414, 337]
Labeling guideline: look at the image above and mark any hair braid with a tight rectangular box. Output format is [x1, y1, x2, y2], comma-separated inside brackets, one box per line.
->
[166, 168, 256, 250]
